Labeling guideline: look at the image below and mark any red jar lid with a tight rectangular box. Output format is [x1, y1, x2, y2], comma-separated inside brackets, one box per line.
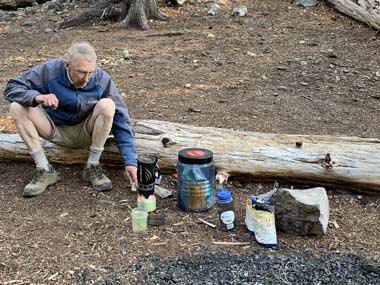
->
[178, 148, 213, 164]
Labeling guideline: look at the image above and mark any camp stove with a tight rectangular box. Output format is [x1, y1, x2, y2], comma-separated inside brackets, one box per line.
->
[137, 154, 160, 198]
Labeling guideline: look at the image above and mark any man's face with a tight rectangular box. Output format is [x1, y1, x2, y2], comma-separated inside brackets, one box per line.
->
[64, 57, 96, 88]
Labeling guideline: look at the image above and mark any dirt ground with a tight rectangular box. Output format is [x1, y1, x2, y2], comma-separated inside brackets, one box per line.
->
[0, 0, 380, 284]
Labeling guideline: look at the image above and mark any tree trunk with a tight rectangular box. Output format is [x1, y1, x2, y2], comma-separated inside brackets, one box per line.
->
[1, 120, 380, 193]
[327, 0, 380, 30]
[59, 0, 168, 30]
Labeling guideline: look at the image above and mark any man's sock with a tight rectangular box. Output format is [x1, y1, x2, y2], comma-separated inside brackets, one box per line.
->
[30, 148, 50, 171]
[87, 145, 104, 165]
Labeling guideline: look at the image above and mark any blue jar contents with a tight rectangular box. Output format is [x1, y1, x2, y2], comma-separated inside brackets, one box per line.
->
[217, 189, 235, 231]
[177, 148, 215, 212]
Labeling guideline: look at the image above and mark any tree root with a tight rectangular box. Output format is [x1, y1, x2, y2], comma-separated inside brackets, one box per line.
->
[59, 0, 168, 30]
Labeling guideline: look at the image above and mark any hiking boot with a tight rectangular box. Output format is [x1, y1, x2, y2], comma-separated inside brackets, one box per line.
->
[83, 164, 112, 192]
[23, 165, 59, 197]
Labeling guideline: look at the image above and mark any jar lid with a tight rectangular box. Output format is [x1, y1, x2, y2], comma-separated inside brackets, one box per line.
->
[148, 212, 165, 226]
[178, 148, 213, 164]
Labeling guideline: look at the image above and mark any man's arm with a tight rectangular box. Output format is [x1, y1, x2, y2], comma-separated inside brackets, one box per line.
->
[98, 70, 138, 175]
[3, 60, 59, 106]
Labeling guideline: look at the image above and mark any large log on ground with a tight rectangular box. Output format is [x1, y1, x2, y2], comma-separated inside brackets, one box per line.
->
[327, 0, 380, 30]
[0, 120, 380, 193]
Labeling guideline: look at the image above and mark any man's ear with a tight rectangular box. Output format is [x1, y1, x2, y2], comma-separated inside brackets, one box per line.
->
[64, 61, 69, 70]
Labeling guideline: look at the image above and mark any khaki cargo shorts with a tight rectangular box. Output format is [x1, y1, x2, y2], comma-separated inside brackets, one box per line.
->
[40, 106, 92, 148]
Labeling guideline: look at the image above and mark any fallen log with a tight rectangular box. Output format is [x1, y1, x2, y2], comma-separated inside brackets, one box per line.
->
[327, 0, 380, 30]
[0, 120, 380, 193]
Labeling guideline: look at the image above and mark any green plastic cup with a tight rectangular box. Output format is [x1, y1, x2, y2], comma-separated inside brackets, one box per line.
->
[131, 208, 148, 232]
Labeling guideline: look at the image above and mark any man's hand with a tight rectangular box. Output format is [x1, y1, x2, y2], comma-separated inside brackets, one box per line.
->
[35, 94, 59, 109]
[125, 165, 138, 188]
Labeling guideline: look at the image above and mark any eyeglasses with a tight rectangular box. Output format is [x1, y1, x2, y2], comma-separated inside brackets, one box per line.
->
[68, 62, 95, 78]
[75, 69, 94, 78]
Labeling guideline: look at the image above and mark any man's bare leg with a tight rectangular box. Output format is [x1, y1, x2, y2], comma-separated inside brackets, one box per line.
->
[82, 98, 115, 191]
[10, 102, 54, 169]
[86, 98, 115, 149]
[9, 102, 58, 197]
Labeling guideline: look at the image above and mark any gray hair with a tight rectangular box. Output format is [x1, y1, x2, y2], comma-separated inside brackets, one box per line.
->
[66, 40, 97, 63]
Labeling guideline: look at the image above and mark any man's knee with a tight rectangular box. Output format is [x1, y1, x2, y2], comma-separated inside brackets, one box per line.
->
[9, 102, 26, 120]
[96, 98, 116, 117]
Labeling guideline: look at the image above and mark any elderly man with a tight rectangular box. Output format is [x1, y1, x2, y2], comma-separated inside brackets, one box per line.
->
[4, 40, 138, 197]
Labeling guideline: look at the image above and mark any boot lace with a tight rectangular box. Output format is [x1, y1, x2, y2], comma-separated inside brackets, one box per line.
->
[88, 164, 105, 179]
[31, 168, 46, 183]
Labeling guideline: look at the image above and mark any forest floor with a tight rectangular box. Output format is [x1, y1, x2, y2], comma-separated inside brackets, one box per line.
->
[0, 0, 380, 284]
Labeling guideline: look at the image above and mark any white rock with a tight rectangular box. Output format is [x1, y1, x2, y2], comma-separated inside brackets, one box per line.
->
[270, 187, 329, 236]
[154, 185, 173, 198]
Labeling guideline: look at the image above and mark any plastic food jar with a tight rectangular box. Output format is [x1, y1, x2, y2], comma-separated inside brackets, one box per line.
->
[177, 148, 215, 212]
